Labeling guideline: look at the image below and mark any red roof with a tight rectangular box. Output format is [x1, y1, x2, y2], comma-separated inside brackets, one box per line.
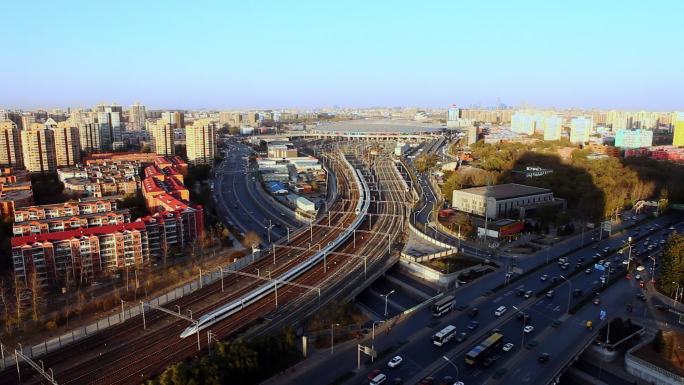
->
[11, 221, 146, 247]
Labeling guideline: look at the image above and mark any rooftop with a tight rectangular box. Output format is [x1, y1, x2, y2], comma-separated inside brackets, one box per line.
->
[458, 183, 551, 200]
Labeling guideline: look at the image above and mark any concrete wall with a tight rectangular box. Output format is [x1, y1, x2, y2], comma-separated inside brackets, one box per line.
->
[625, 335, 684, 385]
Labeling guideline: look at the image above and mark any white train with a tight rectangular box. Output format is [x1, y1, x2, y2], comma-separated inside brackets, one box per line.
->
[181, 165, 370, 338]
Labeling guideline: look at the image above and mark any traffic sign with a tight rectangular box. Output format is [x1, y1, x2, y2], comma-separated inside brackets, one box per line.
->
[600, 310, 607, 320]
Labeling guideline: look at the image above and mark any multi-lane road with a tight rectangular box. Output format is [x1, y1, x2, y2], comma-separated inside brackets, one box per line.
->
[213, 140, 300, 245]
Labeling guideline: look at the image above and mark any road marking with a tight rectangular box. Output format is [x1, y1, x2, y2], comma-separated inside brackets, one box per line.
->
[553, 305, 561, 312]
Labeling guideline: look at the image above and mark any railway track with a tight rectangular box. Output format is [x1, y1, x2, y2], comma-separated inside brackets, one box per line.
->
[1, 150, 363, 385]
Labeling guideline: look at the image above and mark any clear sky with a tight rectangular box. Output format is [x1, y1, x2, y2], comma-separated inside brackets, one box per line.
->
[1, 0, 682, 110]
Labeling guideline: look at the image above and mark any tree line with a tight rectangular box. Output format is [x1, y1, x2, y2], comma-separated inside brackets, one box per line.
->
[148, 327, 302, 385]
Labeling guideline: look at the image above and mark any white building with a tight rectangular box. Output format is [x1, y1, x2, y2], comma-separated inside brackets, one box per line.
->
[570, 116, 593, 144]
[452, 183, 562, 220]
[542, 116, 563, 141]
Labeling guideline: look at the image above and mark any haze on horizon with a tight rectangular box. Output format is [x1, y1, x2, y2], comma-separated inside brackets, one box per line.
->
[1, 0, 683, 111]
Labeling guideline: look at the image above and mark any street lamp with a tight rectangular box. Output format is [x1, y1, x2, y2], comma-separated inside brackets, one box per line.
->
[559, 275, 572, 314]
[442, 355, 460, 381]
[381, 290, 395, 318]
[371, 320, 385, 362]
[673, 282, 681, 307]
[512, 305, 526, 349]
[330, 323, 340, 354]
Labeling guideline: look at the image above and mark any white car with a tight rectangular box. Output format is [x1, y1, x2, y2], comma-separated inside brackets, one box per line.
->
[495, 306, 507, 317]
[388, 355, 403, 368]
[540, 274, 549, 281]
[503, 342, 514, 351]
[524, 325, 534, 333]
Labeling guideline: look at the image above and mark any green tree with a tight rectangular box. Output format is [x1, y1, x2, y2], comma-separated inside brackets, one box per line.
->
[657, 233, 684, 299]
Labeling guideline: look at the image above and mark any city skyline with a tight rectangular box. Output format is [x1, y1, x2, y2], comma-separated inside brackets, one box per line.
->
[2, 0, 683, 110]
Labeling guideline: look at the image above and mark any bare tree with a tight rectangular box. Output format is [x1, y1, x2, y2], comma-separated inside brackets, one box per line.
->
[0, 279, 13, 334]
[29, 271, 42, 322]
[242, 231, 261, 250]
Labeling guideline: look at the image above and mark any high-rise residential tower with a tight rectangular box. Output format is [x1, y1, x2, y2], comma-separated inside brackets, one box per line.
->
[21, 124, 57, 173]
[129, 103, 147, 131]
[149, 122, 175, 156]
[0, 121, 23, 168]
[542, 116, 563, 141]
[570, 116, 593, 144]
[52, 121, 81, 167]
[673, 112, 684, 147]
[186, 119, 216, 165]
[97, 104, 123, 149]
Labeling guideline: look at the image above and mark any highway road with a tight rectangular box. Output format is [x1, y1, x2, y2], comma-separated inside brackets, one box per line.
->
[273, 212, 682, 385]
[213, 140, 301, 245]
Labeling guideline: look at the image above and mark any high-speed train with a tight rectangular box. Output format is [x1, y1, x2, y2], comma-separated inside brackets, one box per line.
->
[181, 165, 370, 338]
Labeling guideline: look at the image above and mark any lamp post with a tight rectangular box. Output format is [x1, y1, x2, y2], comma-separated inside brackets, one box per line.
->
[371, 320, 385, 362]
[559, 275, 572, 314]
[442, 355, 460, 381]
[626, 237, 633, 272]
[381, 290, 395, 318]
[673, 282, 681, 307]
[330, 323, 340, 355]
[513, 305, 526, 349]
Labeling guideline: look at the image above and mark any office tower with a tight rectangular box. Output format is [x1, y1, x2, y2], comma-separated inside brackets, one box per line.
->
[96, 104, 123, 149]
[52, 121, 81, 167]
[21, 124, 56, 173]
[542, 116, 563, 141]
[0, 121, 23, 168]
[674, 112, 684, 147]
[161, 111, 184, 129]
[614, 129, 653, 149]
[149, 122, 175, 155]
[129, 103, 147, 131]
[510, 112, 536, 135]
[186, 119, 216, 165]
[569, 116, 593, 144]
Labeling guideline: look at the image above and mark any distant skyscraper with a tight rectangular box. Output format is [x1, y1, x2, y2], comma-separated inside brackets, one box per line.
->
[161, 111, 184, 129]
[570, 116, 593, 144]
[78, 123, 102, 154]
[673, 112, 684, 147]
[52, 121, 81, 167]
[247, 111, 259, 126]
[510, 112, 536, 135]
[150, 122, 175, 156]
[21, 124, 56, 173]
[97, 104, 123, 149]
[186, 118, 216, 165]
[542, 116, 563, 141]
[129, 103, 147, 131]
[0, 121, 23, 168]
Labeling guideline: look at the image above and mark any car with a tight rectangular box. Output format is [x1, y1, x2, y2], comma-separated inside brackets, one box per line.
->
[625, 274, 632, 280]
[524, 325, 534, 333]
[578, 257, 585, 263]
[560, 263, 569, 270]
[573, 288, 583, 297]
[540, 274, 549, 281]
[388, 355, 403, 368]
[575, 262, 582, 269]
[495, 306, 507, 317]
[593, 297, 601, 305]
[637, 292, 647, 301]
[467, 321, 479, 330]
[368, 369, 381, 380]
[550, 276, 559, 283]
[456, 332, 468, 342]
[585, 268, 592, 274]
[636, 265, 645, 272]
[505, 272, 513, 279]
[517, 288, 526, 297]
[524, 290, 533, 298]
[655, 304, 668, 311]
[503, 342, 514, 352]
[639, 280, 646, 288]
[418, 376, 434, 385]
[468, 307, 479, 317]
[635, 274, 641, 280]
[489, 328, 502, 335]
[538, 353, 551, 363]
[440, 376, 454, 385]
[546, 290, 554, 298]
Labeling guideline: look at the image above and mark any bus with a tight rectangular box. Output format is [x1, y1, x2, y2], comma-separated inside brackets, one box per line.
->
[432, 325, 457, 346]
[431, 295, 456, 317]
[464, 332, 504, 365]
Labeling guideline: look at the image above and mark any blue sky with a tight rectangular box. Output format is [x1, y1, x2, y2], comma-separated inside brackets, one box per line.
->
[1, 0, 682, 110]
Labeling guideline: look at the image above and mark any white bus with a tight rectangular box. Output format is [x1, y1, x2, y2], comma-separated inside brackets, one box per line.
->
[431, 295, 456, 317]
[432, 325, 457, 346]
